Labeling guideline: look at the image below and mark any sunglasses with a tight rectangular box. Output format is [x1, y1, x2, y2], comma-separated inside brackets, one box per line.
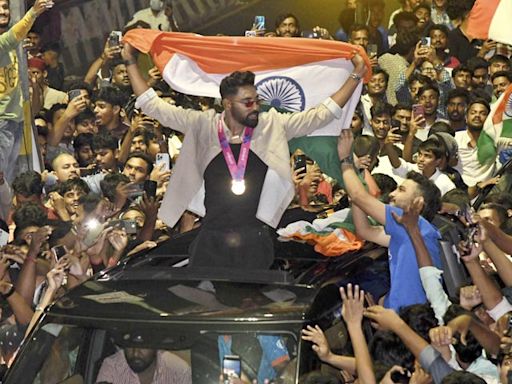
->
[234, 98, 262, 108]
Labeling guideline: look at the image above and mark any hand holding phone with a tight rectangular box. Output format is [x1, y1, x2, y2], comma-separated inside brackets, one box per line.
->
[222, 355, 241, 382]
[155, 153, 171, 172]
[294, 154, 307, 175]
[108, 31, 122, 47]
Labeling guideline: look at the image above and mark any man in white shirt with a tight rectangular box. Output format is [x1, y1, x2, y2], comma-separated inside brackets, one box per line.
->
[125, 0, 176, 32]
[454, 99, 495, 188]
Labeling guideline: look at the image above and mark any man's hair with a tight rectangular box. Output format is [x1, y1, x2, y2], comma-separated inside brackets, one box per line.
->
[399, 304, 438, 341]
[447, 88, 470, 105]
[488, 54, 511, 67]
[75, 108, 95, 125]
[445, 0, 476, 21]
[41, 41, 60, 53]
[353, 135, 380, 158]
[301, 372, 338, 384]
[66, 80, 93, 95]
[12, 171, 43, 198]
[413, 2, 431, 14]
[349, 23, 369, 37]
[110, 58, 125, 71]
[441, 371, 485, 384]
[393, 102, 412, 114]
[409, 73, 433, 87]
[406, 171, 441, 222]
[467, 98, 490, 115]
[132, 127, 156, 145]
[372, 173, 397, 204]
[393, 11, 418, 28]
[478, 202, 508, 228]
[418, 137, 445, 160]
[426, 23, 450, 37]
[125, 152, 154, 175]
[94, 85, 126, 107]
[78, 193, 102, 215]
[372, 67, 390, 84]
[48, 220, 73, 248]
[219, 71, 255, 99]
[274, 13, 300, 29]
[92, 132, 118, 151]
[467, 57, 489, 72]
[370, 331, 415, 373]
[394, 30, 420, 56]
[12, 202, 47, 232]
[442, 188, 470, 209]
[452, 64, 471, 78]
[73, 133, 93, 152]
[370, 101, 393, 119]
[417, 83, 440, 98]
[491, 70, 512, 83]
[443, 305, 483, 365]
[100, 173, 130, 203]
[58, 178, 90, 196]
[484, 192, 512, 211]
[429, 121, 454, 136]
[49, 149, 75, 172]
[47, 103, 67, 124]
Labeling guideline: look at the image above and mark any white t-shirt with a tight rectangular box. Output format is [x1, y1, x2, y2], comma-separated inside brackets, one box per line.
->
[126, 8, 171, 31]
[392, 159, 456, 196]
[454, 130, 496, 187]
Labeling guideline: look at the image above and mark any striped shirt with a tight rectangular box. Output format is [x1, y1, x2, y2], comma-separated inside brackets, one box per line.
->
[96, 350, 191, 384]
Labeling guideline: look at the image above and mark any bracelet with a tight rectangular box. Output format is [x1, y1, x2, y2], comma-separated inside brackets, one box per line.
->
[349, 72, 362, 81]
[341, 154, 354, 166]
[1, 284, 15, 300]
[124, 58, 137, 66]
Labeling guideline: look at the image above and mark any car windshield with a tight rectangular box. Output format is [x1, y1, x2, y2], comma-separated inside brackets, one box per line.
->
[6, 323, 304, 384]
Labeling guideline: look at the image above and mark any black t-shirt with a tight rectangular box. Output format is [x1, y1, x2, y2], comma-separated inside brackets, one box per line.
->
[202, 145, 268, 229]
[447, 27, 481, 65]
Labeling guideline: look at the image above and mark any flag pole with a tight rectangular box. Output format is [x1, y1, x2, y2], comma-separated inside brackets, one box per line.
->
[12, 0, 43, 173]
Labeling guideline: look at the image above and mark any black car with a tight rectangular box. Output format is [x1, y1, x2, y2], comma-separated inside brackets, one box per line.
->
[3, 242, 387, 384]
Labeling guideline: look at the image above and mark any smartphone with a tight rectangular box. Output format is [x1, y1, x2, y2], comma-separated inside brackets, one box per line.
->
[127, 183, 144, 199]
[367, 44, 378, 58]
[391, 118, 401, 130]
[294, 154, 307, 175]
[390, 370, 410, 383]
[245, 30, 257, 37]
[107, 219, 138, 234]
[420, 37, 431, 47]
[155, 153, 171, 172]
[83, 219, 105, 247]
[51, 245, 67, 260]
[254, 15, 265, 30]
[68, 89, 82, 101]
[222, 355, 241, 381]
[412, 104, 425, 119]
[144, 180, 157, 198]
[108, 31, 122, 47]
[302, 30, 320, 39]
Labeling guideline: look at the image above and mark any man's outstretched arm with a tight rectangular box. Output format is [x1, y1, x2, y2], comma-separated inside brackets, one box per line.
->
[329, 54, 368, 108]
[338, 130, 386, 225]
[121, 42, 150, 97]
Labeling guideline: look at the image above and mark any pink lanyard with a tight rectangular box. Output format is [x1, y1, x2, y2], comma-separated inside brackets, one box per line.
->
[217, 117, 254, 182]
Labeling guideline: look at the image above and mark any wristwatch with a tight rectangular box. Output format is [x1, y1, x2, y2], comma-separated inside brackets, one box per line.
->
[340, 154, 354, 165]
[349, 72, 362, 81]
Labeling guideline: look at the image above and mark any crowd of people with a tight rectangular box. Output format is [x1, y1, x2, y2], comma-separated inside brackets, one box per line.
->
[0, 0, 511, 382]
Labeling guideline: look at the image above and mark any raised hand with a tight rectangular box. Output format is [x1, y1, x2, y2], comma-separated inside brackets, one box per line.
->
[337, 129, 354, 162]
[32, 0, 54, 16]
[340, 283, 365, 326]
[46, 267, 67, 291]
[459, 285, 482, 310]
[363, 305, 402, 331]
[301, 325, 332, 362]
[391, 196, 424, 231]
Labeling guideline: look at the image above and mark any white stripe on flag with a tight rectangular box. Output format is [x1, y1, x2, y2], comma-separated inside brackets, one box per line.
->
[163, 54, 361, 136]
[489, 0, 512, 45]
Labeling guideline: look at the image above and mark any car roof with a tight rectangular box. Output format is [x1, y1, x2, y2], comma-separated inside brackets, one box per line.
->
[47, 241, 386, 324]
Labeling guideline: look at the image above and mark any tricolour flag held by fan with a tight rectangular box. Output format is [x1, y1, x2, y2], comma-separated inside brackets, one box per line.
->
[123, 30, 370, 136]
[467, 0, 512, 45]
[477, 83, 512, 165]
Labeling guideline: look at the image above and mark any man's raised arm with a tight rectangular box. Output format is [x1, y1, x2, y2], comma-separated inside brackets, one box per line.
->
[330, 54, 367, 109]
[121, 43, 150, 97]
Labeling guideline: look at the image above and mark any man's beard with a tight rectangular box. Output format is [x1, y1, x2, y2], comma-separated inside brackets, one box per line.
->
[242, 111, 259, 128]
[125, 355, 155, 374]
[467, 122, 483, 132]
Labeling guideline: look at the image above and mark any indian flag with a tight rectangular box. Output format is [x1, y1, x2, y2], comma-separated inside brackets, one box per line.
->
[122, 30, 370, 137]
[478, 83, 512, 165]
[467, 0, 512, 45]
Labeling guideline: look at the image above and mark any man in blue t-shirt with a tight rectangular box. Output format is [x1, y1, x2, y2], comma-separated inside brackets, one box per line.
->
[338, 130, 442, 311]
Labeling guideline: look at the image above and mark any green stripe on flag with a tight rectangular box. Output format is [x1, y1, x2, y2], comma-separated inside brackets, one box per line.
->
[477, 130, 497, 165]
[502, 119, 512, 138]
[288, 136, 344, 186]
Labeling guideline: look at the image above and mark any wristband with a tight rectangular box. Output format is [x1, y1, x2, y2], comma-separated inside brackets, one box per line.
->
[349, 72, 362, 81]
[124, 58, 137, 66]
[340, 154, 354, 166]
[1, 284, 15, 299]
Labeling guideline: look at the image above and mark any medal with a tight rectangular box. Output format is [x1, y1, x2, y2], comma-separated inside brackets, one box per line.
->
[231, 180, 246, 195]
[217, 115, 254, 196]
